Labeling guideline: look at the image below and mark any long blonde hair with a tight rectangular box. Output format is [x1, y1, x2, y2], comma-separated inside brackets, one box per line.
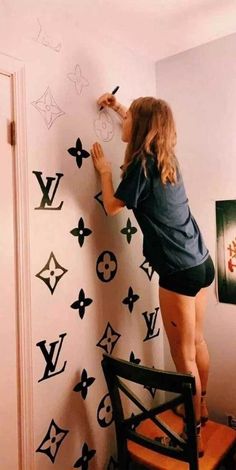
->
[122, 97, 178, 184]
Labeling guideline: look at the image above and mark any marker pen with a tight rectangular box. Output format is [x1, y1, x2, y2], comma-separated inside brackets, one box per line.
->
[99, 86, 120, 111]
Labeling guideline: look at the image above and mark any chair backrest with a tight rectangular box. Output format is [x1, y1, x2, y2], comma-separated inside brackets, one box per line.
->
[102, 354, 199, 470]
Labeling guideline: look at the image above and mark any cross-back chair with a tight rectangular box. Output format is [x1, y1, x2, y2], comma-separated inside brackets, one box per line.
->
[102, 354, 236, 470]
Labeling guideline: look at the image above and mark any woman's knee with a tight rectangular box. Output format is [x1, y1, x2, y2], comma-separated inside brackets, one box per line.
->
[170, 342, 196, 367]
[195, 335, 205, 348]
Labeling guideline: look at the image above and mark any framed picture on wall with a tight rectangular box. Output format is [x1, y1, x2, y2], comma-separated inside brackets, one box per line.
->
[216, 200, 236, 304]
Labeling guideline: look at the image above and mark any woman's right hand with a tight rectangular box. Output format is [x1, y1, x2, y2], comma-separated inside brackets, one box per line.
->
[97, 93, 117, 109]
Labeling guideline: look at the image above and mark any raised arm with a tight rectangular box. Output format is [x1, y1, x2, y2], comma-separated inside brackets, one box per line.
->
[97, 93, 127, 120]
[90, 142, 125, 216]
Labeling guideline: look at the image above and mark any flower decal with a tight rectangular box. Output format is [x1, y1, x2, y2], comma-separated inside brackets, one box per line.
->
[122, 286, 140, 313]
[94, 111, 114, 142]
[107, 456, 118, 469]
[144, 367, 157, 398]
[140, 258, 155, 281]
[96, 322, 121, 354]
[35, 252, 67, 294]
[120, 218, 138, 244]
[36, 419, 69, 463]
[94, 191, 107, 215]
[67, 137, 90, 168]
[74, 442, 96, 469]
[129, 351, 141, 365]
[130, 413, 139, 431]
[97, 393, 113, 428]
[32, 87, 65, 129]
[96, 251, 117, 282]
[70, 289, 93, 319]
[144, 383, 157, 399]
[70, 217, 92, 247]
[73, 369, 95, 400]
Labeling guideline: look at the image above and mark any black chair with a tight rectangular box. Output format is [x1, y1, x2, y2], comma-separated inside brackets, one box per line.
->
[102, 354, 236, 470]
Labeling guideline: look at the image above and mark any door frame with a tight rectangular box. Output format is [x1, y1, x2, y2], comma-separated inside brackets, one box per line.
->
[0, 52, 34, 470]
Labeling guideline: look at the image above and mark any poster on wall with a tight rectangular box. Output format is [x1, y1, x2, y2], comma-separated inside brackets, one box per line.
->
[216, 200, 236, 304]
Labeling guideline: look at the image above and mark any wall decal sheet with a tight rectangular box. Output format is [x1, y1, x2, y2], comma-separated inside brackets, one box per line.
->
[67, 137, 90, 168]
[73, 369, 96, 399]
[94, 191, 107, 215]
[107, 456, 118, 469]
[35, 252, 67, 294]
[97, 393, 114, 428]
[33, 171, 64, 210]
[140, 258, 155, 281]
[144, 381, 157, 399]
[36, 333, 67, 382]
[129, 351, 141, 364]
[70, 289, 93, 319]
[96, 322, 121, 354]
[96, 251, 117, 282]
[36, 419, 69, 463]
[73, 442, 96, 469]
[142, 308, 160, 342]
[122, 286, 140, 312]
[70, 217, 92, 247]
[120, 217, 138, 244]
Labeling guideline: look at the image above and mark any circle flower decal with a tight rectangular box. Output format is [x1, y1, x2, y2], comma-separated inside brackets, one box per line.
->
[97, 393, 113, 428]
[96, 251, 117, 282]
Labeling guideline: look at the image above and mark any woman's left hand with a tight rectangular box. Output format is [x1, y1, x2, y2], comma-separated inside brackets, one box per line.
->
[91, 142, 112, 175]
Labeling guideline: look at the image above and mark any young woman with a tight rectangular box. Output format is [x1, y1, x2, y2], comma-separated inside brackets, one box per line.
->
[91, 93, 215, 455]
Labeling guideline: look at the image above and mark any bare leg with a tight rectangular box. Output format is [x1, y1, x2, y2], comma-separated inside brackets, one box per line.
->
[159, 286, 201, 422]
[195, 287, 209, 422]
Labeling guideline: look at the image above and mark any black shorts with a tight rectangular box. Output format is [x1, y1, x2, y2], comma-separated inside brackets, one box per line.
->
[159, 255, 215, 297]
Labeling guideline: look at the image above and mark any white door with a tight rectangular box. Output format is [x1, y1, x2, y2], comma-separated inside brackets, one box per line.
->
[0, 72, 20, 469]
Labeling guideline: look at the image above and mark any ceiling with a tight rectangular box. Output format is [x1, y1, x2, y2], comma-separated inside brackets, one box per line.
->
[69, 0, 236, 61]
[3, 0, 236, 62]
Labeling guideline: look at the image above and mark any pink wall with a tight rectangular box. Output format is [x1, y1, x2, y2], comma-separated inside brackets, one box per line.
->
[0, 2, 163, 469]
[156, 32, 236, 423]
[3, 2, 235, 466]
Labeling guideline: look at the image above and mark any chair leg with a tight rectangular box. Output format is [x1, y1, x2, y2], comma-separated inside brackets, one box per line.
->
[118, 454, 129, 470]
[225, 448, 236, 470]
[190, 461, 199, 470]
[129, 463, 145, 469]
[221, 445, 236, 470]
[117, 442, 130, 470]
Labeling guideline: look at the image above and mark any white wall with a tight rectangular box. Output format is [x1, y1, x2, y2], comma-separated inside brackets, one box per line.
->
[0, 2, 163, 469]
[156, 32, 236, 423]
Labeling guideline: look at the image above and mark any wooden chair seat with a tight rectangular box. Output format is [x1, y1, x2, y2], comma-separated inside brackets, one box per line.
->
[102, 355, 236, 469]
[128, 410, 236, 469]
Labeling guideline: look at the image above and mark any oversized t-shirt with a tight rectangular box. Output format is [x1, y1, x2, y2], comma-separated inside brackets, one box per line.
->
[114, 155, 209, 277]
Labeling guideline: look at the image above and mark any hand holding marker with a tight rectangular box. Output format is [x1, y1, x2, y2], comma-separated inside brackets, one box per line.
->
[99, 86, 120, 110]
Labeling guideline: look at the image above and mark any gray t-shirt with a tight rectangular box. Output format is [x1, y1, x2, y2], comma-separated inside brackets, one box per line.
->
[114, 155, 209, 277]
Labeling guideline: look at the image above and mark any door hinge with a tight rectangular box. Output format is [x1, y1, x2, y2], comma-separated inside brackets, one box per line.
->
[10, 121, 16, 146]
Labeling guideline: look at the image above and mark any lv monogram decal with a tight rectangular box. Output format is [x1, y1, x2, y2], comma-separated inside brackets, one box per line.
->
[33, 171, 64, 210]
[36, 333, 67, 382]
[142, 308, 160, 342]
[36, 418, 69, 463]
